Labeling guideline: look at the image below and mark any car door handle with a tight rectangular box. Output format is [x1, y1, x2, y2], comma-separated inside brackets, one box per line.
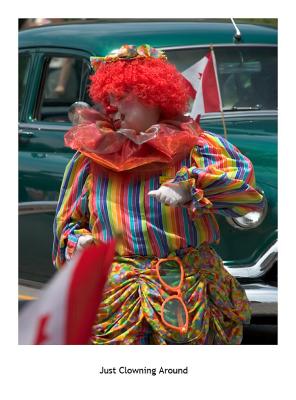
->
[19, 131, 36, 138]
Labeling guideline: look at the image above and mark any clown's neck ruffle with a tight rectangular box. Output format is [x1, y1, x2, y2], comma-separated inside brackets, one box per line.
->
[64, 114, 203, 174]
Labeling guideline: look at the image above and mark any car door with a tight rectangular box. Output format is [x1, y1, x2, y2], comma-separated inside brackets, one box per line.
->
[19, 47, 92, 293]
[165, 44, 277, 274]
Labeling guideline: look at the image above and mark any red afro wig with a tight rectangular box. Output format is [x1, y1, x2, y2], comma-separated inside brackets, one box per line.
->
[88, 58, 195, 119]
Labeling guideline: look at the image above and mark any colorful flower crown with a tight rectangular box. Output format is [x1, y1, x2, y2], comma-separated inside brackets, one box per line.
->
[90, 44, 167, 71]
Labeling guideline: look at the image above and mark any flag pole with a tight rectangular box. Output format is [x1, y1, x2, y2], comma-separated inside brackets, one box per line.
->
[210, 45, 228, 140]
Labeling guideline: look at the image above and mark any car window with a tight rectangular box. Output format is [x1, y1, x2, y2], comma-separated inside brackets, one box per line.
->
[215, 47, 277, 111]
[36, 56, 90, 123]
[19, 53, 31, 115]
[166, 48, 208, 72]
[166, 46, 277, 111]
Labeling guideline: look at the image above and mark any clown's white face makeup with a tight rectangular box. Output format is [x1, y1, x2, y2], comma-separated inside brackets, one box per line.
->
[108, 94, 160, 132]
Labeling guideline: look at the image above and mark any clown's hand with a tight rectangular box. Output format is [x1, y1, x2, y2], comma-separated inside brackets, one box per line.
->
[65, 235, 94, 261]
[76, 235, 94, 252]
[148, 184, 192, 206]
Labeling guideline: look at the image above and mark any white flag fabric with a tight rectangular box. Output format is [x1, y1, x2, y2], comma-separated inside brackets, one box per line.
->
[19, 241, 115, 345]
[182, 50, 222, 119]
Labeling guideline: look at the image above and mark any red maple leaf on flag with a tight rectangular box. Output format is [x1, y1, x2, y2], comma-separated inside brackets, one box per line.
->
[19, 241, 115, 345]
[34, 314, 50, 345]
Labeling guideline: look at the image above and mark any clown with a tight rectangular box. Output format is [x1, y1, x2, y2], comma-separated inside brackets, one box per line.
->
[52, 44, 263, 344]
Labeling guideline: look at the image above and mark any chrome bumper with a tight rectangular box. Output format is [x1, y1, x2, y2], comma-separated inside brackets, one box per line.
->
[243, 283, 278, 316]
[223, 241, 278, 316]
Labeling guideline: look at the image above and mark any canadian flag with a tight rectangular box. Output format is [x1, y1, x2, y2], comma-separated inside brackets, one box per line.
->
[19, 241, 115, 345]
[182, 49, 222, 119]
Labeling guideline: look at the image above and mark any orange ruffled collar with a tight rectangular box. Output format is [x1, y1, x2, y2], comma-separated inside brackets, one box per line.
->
[64, 109, 203, 174]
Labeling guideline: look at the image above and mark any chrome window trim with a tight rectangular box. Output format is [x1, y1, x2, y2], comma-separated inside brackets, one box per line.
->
[200, 110, 277, 120]
[19, 122, 70, 132]
[160, 44, 277, 51]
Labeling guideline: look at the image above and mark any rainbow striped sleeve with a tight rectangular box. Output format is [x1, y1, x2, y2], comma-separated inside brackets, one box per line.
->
[173, 131, 264, 218]
[52, 152, 91, 268]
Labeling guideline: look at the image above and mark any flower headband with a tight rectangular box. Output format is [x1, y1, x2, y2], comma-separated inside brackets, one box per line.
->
[90, 44, 167, 71]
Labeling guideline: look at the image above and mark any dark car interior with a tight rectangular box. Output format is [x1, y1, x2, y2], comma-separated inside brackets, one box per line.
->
[37, 56, 91, 122]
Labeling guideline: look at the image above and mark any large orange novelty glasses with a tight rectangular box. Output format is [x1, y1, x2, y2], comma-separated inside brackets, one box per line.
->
[155, 257, 189, 334]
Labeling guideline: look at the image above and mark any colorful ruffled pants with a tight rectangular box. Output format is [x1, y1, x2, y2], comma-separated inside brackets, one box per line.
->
[91, 244, 251, 345]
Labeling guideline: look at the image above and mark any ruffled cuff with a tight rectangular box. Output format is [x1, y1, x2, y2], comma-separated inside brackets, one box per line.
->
[64, 229, 92, 260]
[173, 166, 213, 218]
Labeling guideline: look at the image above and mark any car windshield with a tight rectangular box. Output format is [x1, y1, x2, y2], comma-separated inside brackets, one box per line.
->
[166, 46, 277, 111]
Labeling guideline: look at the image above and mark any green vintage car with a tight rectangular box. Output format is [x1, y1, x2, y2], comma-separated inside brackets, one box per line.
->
[19, 20, 277, 321]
